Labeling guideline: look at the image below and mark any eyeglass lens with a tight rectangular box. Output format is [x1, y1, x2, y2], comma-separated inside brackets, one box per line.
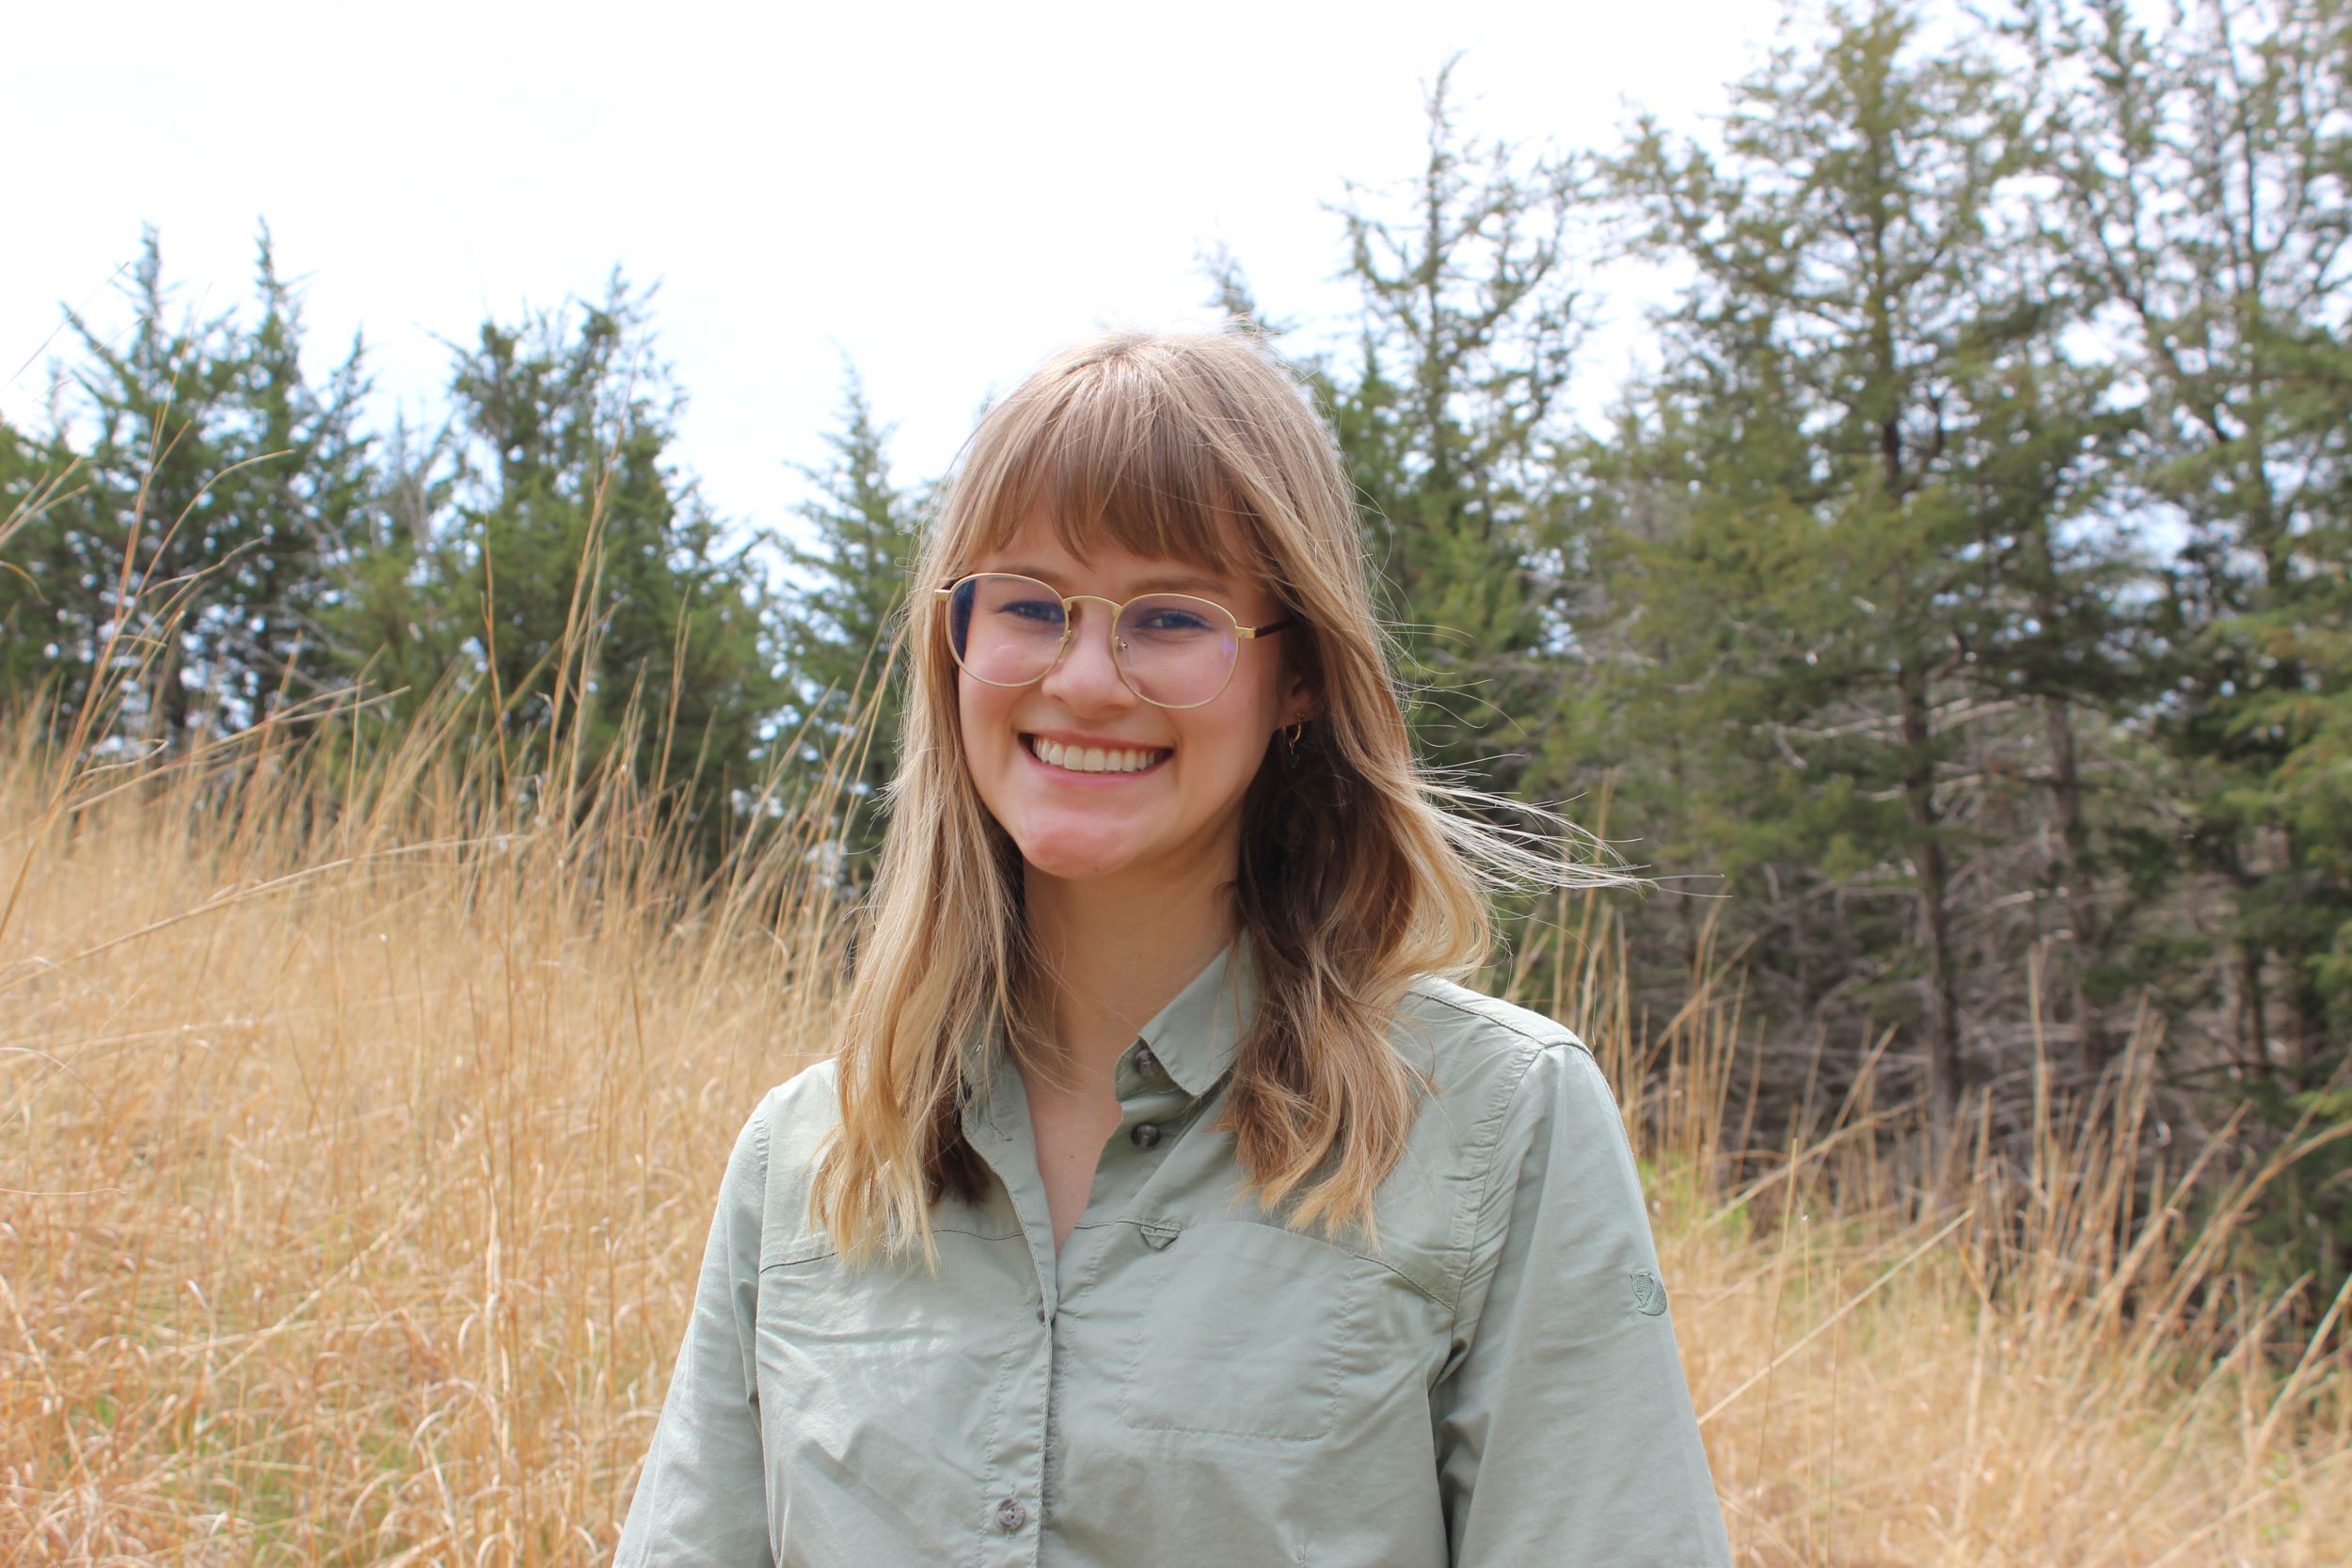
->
[946, 574, 1243, 707]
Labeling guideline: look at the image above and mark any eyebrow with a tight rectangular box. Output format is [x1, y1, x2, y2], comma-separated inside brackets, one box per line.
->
[987, 562, 1236, 599]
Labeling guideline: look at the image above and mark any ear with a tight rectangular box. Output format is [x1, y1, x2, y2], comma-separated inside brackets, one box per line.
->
[1279, 663, 1322, 728]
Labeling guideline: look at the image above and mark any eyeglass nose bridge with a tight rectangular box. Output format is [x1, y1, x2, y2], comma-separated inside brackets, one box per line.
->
[1038, 593, 1138, 685]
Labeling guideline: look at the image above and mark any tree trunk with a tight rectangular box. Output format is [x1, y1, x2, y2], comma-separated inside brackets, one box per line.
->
[1900, 657, 1963, 1145]
[2275, 824, 2328, 1079]
[2233, 938, 2270, 1077]
[1667, 732, 1700, 975]
[2042, 693, 2111, 1080]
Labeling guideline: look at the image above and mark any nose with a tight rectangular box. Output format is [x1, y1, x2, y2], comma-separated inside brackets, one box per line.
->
[1038, 595, 1136, 711]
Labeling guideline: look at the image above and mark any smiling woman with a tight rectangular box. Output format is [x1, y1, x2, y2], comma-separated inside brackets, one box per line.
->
[613, 326, 1733, 1567]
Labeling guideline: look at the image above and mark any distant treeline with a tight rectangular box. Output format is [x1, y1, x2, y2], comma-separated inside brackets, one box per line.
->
[5, 1, 2346, 1287]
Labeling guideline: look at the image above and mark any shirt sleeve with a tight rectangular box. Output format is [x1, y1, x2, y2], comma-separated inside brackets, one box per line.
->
[614, 1094, 775, 1567]
[1432, 1041, 1732, 1568]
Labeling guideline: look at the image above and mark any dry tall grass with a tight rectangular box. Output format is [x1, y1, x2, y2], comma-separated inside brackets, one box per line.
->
[3, 696, 2346, 1565]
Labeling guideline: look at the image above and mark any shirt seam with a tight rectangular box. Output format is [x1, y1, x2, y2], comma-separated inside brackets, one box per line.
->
[1560, 1041, 1643, 1169]
[756, 1221, 1024, 1275]
[753, 1086, 776, 1182]
[1408, 983, 1585, 1051]
[1443, 1033, 1571, 1327]
[757, 1248, 840, 1273]
[1070, 1212, 1451, 1307]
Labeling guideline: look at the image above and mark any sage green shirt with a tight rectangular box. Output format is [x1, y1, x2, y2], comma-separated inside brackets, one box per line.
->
[615, 941, 1731, 1567]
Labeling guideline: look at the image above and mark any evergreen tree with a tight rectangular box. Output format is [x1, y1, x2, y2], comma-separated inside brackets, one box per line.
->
[309, 409, 469, 723]
[0, 228, 374, 745]
[769, 367, 926, 891]
[2027, 0, 2352, 1077]
[27, 231, 240, 741]
[0, 417, 87, 719]
[2026, 0, 2352, 1297]
[1327, 55, 1593, 800]
[1602, 0, 2080, 1139]
[204, 227, 376, 726]
[433, 276, 785, 858]
[1946, 329, 2147, 1077]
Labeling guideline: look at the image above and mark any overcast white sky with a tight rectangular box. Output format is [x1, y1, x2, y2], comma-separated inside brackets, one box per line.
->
[5, 0, 1783, 541]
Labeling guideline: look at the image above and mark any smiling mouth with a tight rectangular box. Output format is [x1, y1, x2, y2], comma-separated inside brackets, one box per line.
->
[1023, 735, 1173, 775]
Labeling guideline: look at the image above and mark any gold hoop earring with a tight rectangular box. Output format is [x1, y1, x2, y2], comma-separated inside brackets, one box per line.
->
[1283, 721, 1305, 752]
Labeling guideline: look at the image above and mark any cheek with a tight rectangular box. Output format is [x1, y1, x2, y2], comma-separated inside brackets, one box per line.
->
[954, 682, 1019, 825]
[1177, 689, 1279, 785]
[1215, 665, 1285, 745]
[956, 674, 1009, 749]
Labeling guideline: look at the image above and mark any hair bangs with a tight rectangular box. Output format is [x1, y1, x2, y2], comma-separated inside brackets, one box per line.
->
[959, 359, 1277, 585]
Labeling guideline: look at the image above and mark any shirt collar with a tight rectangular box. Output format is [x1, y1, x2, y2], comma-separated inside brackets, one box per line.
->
[957, 935, 1261, 1120]
[1137, 935, 1259, 1099]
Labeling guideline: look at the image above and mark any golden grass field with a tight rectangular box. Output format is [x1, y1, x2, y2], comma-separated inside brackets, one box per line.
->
[3, 698, 2348, 1566]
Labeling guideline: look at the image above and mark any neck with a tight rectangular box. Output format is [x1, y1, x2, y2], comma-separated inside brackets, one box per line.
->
[1022, 858, 1237, 1089]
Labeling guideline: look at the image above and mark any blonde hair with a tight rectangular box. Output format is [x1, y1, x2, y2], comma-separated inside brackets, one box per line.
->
[812, 325, 1612, 1265]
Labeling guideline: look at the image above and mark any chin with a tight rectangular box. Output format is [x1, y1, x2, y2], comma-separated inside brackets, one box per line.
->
[1011, 830, 1147, 882]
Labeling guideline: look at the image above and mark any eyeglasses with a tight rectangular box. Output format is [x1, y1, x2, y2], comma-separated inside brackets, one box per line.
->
[933, 572, 1297, 709]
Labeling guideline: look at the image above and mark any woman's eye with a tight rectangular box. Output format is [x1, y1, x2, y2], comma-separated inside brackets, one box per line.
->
[998, 599, 1065, 625]
[1135, 610, 1212, 633]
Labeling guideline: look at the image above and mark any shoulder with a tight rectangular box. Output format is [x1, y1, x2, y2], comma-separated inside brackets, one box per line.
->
[754, 1054, 841, 1138]
[1366, 977, 1618, 1287]
[1390, 976, 1634, 1218]
[726, 1057, 840, 1214]
[724, 1055, 841, 1160]
[1394, 974, 1597, 1119]
[1399, 974, 1584, 1053]
[1404, 981, 1630, 1173]
[1384, 983, 1658, 1307]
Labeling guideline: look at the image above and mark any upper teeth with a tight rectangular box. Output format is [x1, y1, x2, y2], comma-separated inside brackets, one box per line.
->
[1029, 736, 1167, 773]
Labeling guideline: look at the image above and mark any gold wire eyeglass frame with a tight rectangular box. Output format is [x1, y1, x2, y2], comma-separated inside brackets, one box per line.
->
[932, 571, 1297, 710]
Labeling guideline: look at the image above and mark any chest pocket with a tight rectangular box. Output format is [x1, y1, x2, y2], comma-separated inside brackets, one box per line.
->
[753, 1227, 1032, 1502]
[1117, 1218, 1370, 1443]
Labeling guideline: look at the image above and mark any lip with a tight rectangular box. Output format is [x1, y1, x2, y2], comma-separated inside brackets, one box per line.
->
[1019, 733, 1172, 787]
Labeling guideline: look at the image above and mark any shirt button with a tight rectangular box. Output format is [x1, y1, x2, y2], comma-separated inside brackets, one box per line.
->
[1035, 1301, 1048, 1323]
[1134, 1043, 1164, 1080]
[1130, 1121, 1162, 1148]
[994, 1497, 1027, 1532]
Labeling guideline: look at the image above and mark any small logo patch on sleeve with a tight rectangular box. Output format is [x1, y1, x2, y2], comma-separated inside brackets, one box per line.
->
[1629, 1267, 1669, 1317]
